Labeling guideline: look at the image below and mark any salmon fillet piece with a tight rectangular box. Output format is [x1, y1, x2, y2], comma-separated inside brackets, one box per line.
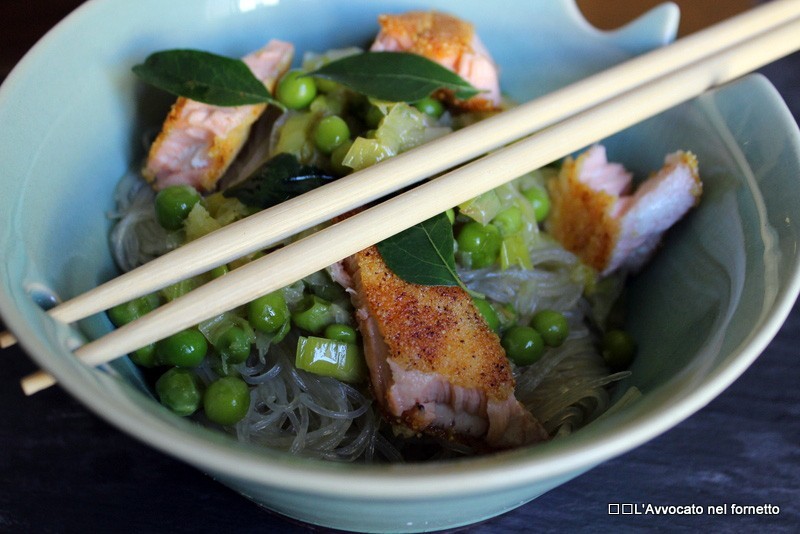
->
[143, 40, 294, 192]
[339, 247, 548, 450]
[370, 11, 502, 111]
[547, 145, 702, 275]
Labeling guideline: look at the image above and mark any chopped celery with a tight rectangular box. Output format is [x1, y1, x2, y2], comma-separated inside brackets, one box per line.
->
[374, 103, 425, 152]
[341, 101, 450, 171]
[460, 179, 544, 272]
[273, 111, 321, 164]
[281, 280, 308, 309]
[291, 294, 350, 334]
[204, 193, 251, 226]
[198, 311, 255, 349]
[458, 190, 503, 224]
[375, 102, 449, 152]
[198, 313, 255, 369]
[184, 203, 222, 242]
[295, 336, 366, 383]
[499, 234, 533, 270]
[341, 136, 395, 171]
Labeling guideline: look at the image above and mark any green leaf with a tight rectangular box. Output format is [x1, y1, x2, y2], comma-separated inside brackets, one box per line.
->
[132, 49, 277, 107]
[223, 153, 336, 209]
[376, 212, 465, 288]
[309, 52, 481, 102]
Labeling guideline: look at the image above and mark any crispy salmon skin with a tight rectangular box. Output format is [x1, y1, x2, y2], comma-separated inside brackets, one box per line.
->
[143, 40, 294, 192]
[340, 246, 548, 450]
[370, 11, 502, 111]
[548, 145, 702, 275]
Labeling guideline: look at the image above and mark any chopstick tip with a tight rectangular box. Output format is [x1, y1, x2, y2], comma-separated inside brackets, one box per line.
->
[1, 330, 18, 349]
[20, 370, 56, 396]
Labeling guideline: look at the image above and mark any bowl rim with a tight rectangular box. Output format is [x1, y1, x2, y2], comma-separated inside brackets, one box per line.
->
[2, 0, 799, 500]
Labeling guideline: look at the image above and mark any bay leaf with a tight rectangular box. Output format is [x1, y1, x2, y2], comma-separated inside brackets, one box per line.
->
[376, 212, 465, 288]
[132, 49, 277, 107]
[309, 52, 480, 102]
[223, 153, 336, 209]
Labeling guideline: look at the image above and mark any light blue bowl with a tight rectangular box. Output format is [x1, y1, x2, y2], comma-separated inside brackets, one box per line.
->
[2, 1, 799, 532]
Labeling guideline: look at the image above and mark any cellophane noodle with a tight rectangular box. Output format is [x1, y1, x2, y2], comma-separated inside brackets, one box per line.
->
[109, 164, 629, 459]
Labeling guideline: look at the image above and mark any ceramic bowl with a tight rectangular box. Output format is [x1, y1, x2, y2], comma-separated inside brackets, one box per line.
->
[2, 1, 799, 532]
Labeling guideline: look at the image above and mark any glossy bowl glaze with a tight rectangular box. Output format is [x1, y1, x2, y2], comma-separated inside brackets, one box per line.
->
[2, 1, 799, 532]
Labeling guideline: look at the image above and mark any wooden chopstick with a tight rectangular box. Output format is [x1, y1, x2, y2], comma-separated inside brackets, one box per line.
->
[0, 331, 16, 349]
[3, 0, 800, 351]
[20, 13, 800, 395]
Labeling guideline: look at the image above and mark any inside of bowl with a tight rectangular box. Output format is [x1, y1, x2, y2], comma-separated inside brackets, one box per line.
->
[5, 0, 800, 498]
[603, 75, 800, 399]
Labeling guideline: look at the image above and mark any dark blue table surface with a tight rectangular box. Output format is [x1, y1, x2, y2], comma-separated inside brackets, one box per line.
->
[1, 3, 798, 533]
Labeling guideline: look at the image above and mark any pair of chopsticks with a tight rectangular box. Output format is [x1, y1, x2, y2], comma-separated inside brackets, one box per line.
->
[11, 0, 800, 394]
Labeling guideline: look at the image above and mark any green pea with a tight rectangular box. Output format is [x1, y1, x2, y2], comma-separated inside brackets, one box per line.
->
[155, 329, 208, 367]
[130, 343, 157, 368]
[413, 96, 445, 119]
[492, 206, 524, 236]
[314, 115, 350, 154]
[601, 329, 636, 369]
[501, 326, 545, 366]
[531, 309, 569, 347]
[364, 105, 385, 128]
[276, 70, 317, 110]
[472, 297, 501, 333]
[522, 186, 551, 223]
[248, 291, 289, 335]
[107, 293, 160, 327]
[323, 323, 358, 344]
[155, 367, 203, 416]
[154, 185, 201, 231]
[204, 376, 251, 426]
[457, 221, 502, 269]
[216, 326, 251, 364]
[312, 76, 341, 94]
